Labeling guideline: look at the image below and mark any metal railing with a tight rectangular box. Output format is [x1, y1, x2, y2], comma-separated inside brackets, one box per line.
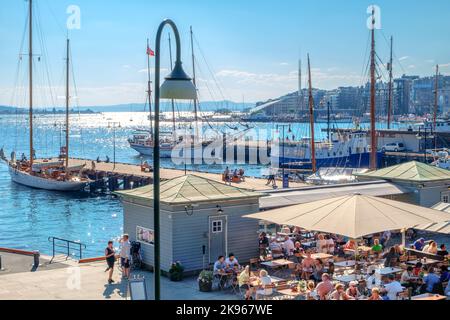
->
[48, 237, 86, 262]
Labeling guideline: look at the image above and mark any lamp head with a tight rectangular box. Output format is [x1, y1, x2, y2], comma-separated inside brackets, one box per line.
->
[160, 61, 197, 100]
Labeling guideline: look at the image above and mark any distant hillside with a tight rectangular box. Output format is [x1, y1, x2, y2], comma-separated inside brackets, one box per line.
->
[0, 100, 253, 114]
[83, 100, 253, 113]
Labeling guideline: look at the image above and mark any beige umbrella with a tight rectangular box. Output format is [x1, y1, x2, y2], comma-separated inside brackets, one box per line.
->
[244, 194, 450, 239]
[415, 202, 450, 234]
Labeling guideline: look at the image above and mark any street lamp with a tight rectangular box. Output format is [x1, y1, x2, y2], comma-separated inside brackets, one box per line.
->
[153, 19, 197, 301]
[107, 121, 121, 170]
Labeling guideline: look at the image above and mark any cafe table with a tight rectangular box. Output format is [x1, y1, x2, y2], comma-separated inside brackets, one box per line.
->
[249, 275, 285, 287]
[302, 253, 333, 260]
[406, 259, 440, 266]
[411, 293, 447, 301]
[261, 259, 295, 268]
[333, 274, 366, 284]
[375, 267, 403, 276]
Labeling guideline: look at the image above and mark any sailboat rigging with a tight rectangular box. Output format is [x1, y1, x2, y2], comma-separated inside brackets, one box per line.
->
[3, 0, 89, 191]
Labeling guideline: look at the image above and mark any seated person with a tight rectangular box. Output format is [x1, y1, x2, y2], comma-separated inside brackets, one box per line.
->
[238, 265, 255, 300]
[315, 273, 334, 300]
[325, 234, 335, 255]
[440, 265, 450, 283]
[412, 262, 423, 277]
[330, 283, 353, 300]
[366, 270, 380, 290]
[269, 238, 284, 258]
[312, 258, 324, 282]
[225, 253, 240, 270]
[258, 232, 269, 256]
[368, 287, 383, 300]
[422, 240, 438, 254]
[326, 261, 335, 276]
[346, 281, 361, 299]
[255, 270, 273, 299]
[413, 238, 425, 251]
[213, 255, 228, 289]
[305, 281, 317, 300]
[316, 234, 329, 254]
[381, 274, 405, 300]
[301, 251, 315, 280]
[282, 236, 295, 257]
[383, 247, 400, 268]
[401, 266, 417, 289]
[371, 238, 383, 255]
[344, 239, 357, 251]
[445, 280, 450, 296]
[423, 267, 441, 293]
[293, 241, 304, 262]
[437, 244, 448, 257]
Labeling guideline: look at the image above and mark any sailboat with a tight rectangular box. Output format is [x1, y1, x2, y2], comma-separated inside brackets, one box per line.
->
[4, 0, 89, 191]
[128, 27, 239, 162]
[271, 8, 383, 171]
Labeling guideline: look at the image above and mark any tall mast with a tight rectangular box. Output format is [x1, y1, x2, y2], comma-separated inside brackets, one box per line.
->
[433, 64, 439, 132]
[29, 0, 34, 166]
[327, 101, 331, 141]
[307, 54, 316, 173]
[369, 7, 377, 170]
[146, 38, 153, 135]
[387, 36, 393, 129]
[65, 38, 70, 170]
[298, 59, 302, 110]
[190, 26, 199, 126]
[167, 33, 176, 133]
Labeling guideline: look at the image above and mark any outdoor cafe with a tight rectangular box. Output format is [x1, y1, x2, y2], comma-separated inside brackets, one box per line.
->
[209, 194, 450, 300]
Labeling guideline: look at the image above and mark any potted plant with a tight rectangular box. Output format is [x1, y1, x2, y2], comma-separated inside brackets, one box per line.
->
[198, 270, 213, 292]
[169, 261, 184, 281]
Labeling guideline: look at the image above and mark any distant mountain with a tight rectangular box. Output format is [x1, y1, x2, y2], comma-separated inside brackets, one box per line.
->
[0, 100, 253, 114]
[83, 100, 253, 113]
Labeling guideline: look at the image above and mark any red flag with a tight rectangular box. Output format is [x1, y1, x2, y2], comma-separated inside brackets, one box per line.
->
[146, 46, 155, 57]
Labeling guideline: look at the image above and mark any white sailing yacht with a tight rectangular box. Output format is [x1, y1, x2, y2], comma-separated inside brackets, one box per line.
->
[5, 0, 88, 191]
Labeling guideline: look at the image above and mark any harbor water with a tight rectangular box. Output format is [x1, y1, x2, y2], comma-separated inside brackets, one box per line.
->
[0, 112, 415, 257]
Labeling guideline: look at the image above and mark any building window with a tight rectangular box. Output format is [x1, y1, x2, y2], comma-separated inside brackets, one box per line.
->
[136, 226, 154, 246]
[212, 220, 223, 233]
[442, 193, 450, 203]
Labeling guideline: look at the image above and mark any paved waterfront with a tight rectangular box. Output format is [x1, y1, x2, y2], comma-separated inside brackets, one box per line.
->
[0, 252, 236, 300]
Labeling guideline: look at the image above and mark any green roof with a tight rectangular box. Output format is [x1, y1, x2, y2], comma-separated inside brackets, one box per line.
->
[115, 174, 262, 205]
[354, 161, 450, 182]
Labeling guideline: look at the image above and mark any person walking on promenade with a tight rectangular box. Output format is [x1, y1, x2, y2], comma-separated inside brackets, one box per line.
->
[119, 234, 132, 280]
[105, 240, 116, 284]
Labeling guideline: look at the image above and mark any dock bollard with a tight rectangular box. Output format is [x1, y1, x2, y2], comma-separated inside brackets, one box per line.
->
[33, 250, 40, 268]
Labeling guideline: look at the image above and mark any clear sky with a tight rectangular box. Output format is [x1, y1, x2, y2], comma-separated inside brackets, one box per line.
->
[0, 0, 449, 106]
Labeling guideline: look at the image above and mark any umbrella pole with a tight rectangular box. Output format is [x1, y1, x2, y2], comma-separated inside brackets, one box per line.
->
[401, 229, 406, 248]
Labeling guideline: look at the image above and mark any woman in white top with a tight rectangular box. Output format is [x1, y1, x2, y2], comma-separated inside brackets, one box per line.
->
[316, 234, 328, 254]
[325, 235, 335, 254]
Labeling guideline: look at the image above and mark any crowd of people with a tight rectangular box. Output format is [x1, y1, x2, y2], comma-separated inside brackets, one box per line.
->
[249, 227, 450, 300]
[223, 167, 245, 184]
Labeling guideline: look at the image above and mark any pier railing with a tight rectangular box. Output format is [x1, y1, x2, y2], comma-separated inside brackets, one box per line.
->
[48, 237, 86, 262]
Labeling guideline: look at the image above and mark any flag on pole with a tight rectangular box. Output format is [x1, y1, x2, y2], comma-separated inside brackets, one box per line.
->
[147, 46, 155, 57]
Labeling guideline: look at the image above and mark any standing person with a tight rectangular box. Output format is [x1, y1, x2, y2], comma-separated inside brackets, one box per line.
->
[119, 234, 131, 280]
[105, 241, 116, 284]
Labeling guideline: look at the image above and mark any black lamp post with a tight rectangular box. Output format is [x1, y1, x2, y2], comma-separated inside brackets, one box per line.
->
[153, 19, 197, 301]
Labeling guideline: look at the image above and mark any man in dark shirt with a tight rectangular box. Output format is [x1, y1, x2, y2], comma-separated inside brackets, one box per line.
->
[437, 244, 448, 257]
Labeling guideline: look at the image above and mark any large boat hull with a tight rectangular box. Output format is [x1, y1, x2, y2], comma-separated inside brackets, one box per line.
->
[8, 166, 88, 191]
[277, 152, 384, 170]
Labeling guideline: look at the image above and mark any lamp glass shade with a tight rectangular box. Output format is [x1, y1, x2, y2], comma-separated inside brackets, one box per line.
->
[160, 61, 197, 100]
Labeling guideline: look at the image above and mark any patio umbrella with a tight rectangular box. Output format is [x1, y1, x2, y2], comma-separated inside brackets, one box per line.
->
[415, 202, 450, 234]
[244, 194, 450, 240]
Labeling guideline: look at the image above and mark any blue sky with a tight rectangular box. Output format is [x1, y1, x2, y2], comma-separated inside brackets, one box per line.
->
[0, 0, 449, 106]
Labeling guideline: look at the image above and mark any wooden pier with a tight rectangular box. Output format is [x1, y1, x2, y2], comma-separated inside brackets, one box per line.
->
[36, 158, 307, 192]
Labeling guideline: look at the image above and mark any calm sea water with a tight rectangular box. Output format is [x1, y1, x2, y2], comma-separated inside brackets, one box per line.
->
[0, 112, 400, 257]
